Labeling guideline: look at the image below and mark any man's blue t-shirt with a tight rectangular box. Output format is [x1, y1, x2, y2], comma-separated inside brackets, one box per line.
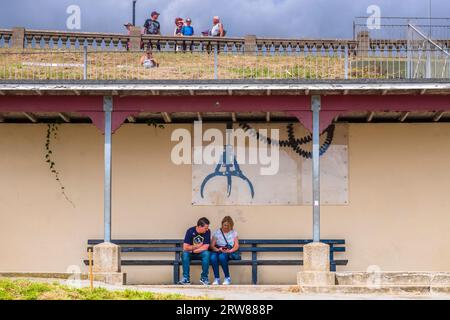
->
[181, 26, 194, 36]
[184, 226, 210, 246]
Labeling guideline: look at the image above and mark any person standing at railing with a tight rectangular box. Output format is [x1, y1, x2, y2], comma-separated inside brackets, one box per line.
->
[181, 18, 194, 52]
[210, 16, 225, 37]
[124, 22, 133, 51]
[174, 17, 184, 36]
[181, 18, 194, 36]
[144, 11, 161, 35]
[144, 11, 161, 51]
[174, 17, 184, 52]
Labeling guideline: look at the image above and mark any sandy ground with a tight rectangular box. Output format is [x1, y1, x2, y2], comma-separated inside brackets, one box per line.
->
[6, 277, 450, 300]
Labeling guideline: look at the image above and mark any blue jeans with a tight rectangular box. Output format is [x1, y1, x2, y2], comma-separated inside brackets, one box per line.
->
[182, 250, 210, 281]
[210, 252, 230, 278]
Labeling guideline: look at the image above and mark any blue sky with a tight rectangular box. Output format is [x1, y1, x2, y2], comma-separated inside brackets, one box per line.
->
[0, 0, 447, 37]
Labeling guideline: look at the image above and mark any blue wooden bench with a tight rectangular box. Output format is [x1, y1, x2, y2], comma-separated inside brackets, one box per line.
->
[85, 239, 347, 284]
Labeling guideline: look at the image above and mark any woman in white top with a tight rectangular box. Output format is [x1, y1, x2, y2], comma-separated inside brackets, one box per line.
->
[210, 216, 240, 285]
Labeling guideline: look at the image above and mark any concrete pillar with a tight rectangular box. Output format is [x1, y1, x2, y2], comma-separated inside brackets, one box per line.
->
[129, 26, 142, 50]
[356, 31, 370, 57]
[11, 27, 25, 49]
[244, 35, 257, 55]
[297, 242, 335, 286]
[93, 242, 121, 273]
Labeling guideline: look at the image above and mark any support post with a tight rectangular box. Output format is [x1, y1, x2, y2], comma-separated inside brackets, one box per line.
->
[311, 95, 321, 243]
[297, 95, 335, 289]
[92, 100, 123, 284]
[103, 96, 113, 243]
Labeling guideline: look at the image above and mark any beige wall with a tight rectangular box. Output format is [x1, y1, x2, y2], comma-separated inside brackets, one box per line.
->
[1, 123, 450, 284]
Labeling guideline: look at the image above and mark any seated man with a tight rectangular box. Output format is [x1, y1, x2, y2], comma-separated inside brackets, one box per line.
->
[179, 217, 211, 285]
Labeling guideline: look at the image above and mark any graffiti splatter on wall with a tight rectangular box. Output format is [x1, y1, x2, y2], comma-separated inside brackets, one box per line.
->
[192, 123, 348, 205]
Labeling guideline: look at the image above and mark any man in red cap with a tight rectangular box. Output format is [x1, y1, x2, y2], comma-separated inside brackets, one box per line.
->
[144, 11, 161, 35]
[144, 11, 161, 51]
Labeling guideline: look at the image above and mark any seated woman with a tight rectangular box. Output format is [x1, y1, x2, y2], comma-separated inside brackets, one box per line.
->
[140, 49, 159, 68]
[210, 216, 240, 285]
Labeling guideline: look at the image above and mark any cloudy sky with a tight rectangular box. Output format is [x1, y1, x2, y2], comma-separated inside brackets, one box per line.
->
[0, 0, 447, 38]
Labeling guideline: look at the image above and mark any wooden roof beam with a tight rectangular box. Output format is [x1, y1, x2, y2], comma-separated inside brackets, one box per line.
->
[399, 111, 409, 122]
[23, 112, 37, 123]
[433, 111, 445, 122]
[58, 112, 70, 123]
[162, 112, 172, 123]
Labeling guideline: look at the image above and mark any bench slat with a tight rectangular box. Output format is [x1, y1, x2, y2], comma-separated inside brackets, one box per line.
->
[83, 259, 349, 266]
[88, 239, 345, 246]
[87, 246, 345, 253]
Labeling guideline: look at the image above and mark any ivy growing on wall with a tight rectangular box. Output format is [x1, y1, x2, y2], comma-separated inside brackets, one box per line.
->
[45, 124, 75, 208]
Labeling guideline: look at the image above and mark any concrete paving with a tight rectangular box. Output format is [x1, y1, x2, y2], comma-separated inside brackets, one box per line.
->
[6, 277, 450, 300]
[20, 279, 450, 300]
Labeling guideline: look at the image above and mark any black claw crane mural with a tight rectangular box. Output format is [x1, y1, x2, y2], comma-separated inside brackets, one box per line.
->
[200, 123, 255, 199]
[199, 122, 336, 200]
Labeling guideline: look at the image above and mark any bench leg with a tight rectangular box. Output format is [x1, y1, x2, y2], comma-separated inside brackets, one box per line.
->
[329, 245, 336, 272]
[252, 245, 258, 284]
[252, 263, 257, 285]
[174, 263, 180, 284]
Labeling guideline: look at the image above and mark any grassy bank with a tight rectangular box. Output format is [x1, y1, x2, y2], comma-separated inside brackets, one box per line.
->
[0, 278, 210, 300]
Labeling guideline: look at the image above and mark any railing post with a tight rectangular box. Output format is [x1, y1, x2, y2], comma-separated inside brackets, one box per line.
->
[426, 42, 432, 79]
[344, 45, 349, 80]
[406, 24, 412, 79]
[11, 27, 25, 49]
[311, 95, 321, 243]
[83, 45, 88, 80]
[129, 26, 142, 50]
[356, 31, 370, 57]
[244, 35, 257, 55]
[214, 44, 218, 80]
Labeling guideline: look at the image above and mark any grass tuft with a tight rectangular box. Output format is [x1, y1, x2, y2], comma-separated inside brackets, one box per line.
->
[0, 278, 214, 300]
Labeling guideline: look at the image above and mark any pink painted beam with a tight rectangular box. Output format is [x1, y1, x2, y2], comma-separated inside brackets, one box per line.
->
[113, 96, 310, 112]
[2, 94, 450, 133]
[322, 95, 450, 112]
[0, 96, 103, 112]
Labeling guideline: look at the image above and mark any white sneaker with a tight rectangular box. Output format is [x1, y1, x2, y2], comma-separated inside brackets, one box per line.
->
[223, 277, 231, 285]
[212, 278, 220, 285]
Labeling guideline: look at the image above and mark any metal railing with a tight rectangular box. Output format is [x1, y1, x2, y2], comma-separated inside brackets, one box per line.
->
[0, 46, 446, 81]
[1, 22, 450, 81]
